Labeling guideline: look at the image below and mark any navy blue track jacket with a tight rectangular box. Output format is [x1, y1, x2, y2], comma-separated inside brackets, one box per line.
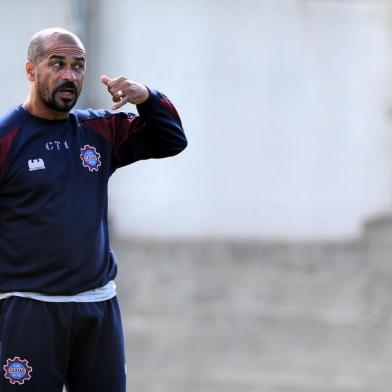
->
[0, 89, 187, 295]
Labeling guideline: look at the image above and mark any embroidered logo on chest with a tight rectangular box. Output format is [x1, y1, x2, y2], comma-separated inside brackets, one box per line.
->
[80, 145, 102, 172]
[28, 158, 45, 171]
[3, 357, 33, 385]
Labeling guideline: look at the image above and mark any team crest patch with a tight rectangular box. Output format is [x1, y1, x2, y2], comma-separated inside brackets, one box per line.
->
[3, 357, 33, 385]
[80, 145, 102, 172]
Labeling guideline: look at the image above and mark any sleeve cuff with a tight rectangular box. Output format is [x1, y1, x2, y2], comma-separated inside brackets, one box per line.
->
[136, 87, 160, 115]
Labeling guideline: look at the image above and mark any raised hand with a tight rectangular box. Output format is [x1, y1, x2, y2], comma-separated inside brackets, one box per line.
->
[100, 75, 150, 110]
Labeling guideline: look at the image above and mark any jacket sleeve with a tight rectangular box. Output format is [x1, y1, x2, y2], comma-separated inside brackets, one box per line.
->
[110, 89, 187, 171]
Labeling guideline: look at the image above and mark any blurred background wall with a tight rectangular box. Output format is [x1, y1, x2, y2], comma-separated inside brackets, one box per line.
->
[1, 0, 392, 391]
[88, 0, 392, 240]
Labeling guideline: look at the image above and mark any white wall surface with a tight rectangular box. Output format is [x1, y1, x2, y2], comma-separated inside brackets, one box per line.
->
[86, 0, 392, 239]
[0, 0, 78, 113]
[1, 0, 392, 239]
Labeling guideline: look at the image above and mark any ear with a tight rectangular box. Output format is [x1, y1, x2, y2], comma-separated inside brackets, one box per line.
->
[25, 61, 36, 82]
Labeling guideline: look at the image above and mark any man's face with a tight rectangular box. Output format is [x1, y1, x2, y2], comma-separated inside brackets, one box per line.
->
[34, 38, 86, 112]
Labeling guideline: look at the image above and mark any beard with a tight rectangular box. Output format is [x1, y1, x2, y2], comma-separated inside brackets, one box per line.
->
[36, 77, 81, 112]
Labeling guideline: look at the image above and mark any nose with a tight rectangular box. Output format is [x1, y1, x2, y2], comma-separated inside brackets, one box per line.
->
[62, 67, 77, 81]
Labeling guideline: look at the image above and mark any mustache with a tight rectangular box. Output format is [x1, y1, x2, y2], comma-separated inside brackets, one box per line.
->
[54, 82, 77, 94]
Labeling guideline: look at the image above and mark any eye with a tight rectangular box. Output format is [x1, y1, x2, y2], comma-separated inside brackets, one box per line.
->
[51, 61, 63, 69]
[73, 63, 85, 71]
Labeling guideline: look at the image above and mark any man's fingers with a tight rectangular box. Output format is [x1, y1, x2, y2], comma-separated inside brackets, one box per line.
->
[111, 97, 127, 111]
[106, 76, 127, 90]
[102, 76, 147, 109]
[101, 74, 126, 109]
[100, 75, 112, 86]
[114, 89, 124, 101]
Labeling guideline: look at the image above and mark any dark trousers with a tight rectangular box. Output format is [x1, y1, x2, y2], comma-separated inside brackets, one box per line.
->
[0, 296, 126, 391]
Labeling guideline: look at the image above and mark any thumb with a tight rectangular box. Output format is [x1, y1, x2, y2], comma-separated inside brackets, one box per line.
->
[100, 75, 112, 86]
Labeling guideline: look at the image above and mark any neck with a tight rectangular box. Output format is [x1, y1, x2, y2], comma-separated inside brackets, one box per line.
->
[22, 94, 70, 121]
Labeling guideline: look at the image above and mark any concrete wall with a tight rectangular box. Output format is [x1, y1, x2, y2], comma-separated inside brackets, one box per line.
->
[114, 214, 392, 391]
[86, 0, 392, 239]
[0, 0, 82, 113]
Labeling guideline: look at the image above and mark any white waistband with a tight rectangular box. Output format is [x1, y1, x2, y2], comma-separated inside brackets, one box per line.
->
[0, 280, 116, 303]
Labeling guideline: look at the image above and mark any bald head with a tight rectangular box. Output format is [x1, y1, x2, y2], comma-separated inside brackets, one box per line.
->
[27, 28, 85, 64]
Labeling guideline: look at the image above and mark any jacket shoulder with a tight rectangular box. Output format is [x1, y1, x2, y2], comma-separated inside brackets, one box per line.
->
[0, 106, 24, 136]
[72, 108, 115, 122]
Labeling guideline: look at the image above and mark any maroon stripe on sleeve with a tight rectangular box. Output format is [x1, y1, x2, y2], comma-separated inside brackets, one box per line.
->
[159, 97, 182, 124]
[79, 117, 115, 143]
[0, 127, 20, 177]
[80, 115, 142, 148]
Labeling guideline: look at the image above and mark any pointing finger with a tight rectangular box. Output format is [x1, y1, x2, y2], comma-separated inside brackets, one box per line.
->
[100, 75, 112, 86]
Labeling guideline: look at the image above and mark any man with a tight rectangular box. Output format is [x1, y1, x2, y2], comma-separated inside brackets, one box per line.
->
[0, 27, 187, 392]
